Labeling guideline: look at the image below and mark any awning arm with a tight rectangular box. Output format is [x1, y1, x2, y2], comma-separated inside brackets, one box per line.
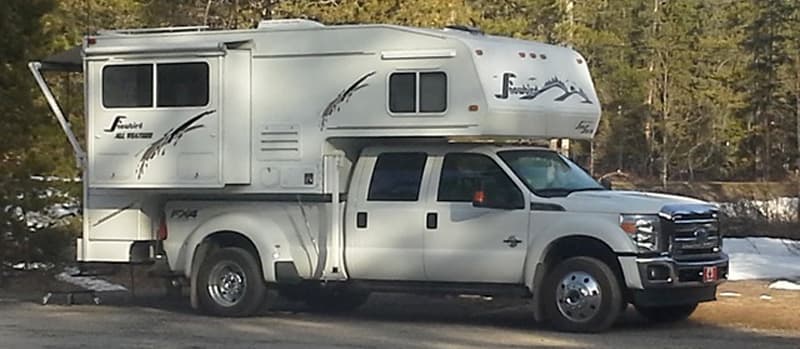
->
[28, 61, 86, 169]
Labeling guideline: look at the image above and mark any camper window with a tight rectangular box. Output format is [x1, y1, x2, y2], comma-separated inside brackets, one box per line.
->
[420, 72, 447, 113]
[367, 152, 427, 201]
[389, 73, 416, 113]
[102, 64, 153, 108]
[157, 63, 209, 107]
[389, 71, 447, 114]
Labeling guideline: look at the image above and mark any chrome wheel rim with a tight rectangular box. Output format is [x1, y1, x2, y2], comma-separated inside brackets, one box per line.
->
[556, 271, 602, 323]
[207, 261, 247, 307]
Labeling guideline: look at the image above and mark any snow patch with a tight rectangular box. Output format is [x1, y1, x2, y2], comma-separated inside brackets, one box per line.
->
[55, 267, 127, 292]
[723, 237, 800, 281]
[719, 291, 741, 297]
[769, 280, 800, 291]
[718, 197, 798, 222]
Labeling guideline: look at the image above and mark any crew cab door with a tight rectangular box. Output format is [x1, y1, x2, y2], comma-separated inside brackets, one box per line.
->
[344, 151, 431, 280]
[423, 152, 530, 283]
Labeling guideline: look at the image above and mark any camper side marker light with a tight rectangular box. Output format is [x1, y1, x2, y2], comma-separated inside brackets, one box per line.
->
[577, 58, 584, 64]
[87, 37, 96, 45]
[518, 52, 526, 58]
[468, 105, 479, 112]
[475, 49, 484, 56]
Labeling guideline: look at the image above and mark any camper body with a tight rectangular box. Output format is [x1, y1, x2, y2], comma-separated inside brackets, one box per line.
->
[31, 20, 728, 332]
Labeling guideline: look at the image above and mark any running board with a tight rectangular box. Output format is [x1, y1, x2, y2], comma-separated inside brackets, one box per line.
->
[28, 61, 86, 168]
[350, 280, 532, 298]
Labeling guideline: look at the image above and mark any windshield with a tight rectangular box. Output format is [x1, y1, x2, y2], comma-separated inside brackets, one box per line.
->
[498, 150, 604, 198]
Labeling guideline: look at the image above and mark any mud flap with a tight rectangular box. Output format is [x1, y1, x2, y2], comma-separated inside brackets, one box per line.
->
[190, 242, 212, 310]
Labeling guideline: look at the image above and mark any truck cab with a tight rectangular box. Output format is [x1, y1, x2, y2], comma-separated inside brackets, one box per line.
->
[341, 143, 728, 331]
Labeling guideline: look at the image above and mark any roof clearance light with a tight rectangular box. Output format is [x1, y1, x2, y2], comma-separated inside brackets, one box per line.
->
[468, 104, 479, 112]
[475, 49, 484, 56]
[87, 37, 96, 45]
[529, 52, 537, 59]
[518, 52, 526, 58]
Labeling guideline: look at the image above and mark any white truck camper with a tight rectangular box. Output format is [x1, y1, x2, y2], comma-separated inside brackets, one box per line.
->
[31, 19, 728, 332]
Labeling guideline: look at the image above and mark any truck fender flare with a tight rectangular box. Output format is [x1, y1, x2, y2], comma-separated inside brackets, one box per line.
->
[181, 212, 291, 283]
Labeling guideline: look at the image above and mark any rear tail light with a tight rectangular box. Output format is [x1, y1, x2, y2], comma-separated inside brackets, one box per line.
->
[157, 216, 168, 240]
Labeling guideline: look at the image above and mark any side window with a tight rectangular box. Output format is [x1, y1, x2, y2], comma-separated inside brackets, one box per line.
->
[368, 152, 427, 201]
[388, 72, 447, 114]
[157, 63, 209, 107]
[437, 153, 524, 208]
[103, 64, 153, 108]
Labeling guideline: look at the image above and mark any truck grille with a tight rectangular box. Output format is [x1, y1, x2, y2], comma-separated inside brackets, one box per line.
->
[660, 205, 722, 261]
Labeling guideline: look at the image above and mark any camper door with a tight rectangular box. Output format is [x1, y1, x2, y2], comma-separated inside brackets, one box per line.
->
[87, 57, 222, 188]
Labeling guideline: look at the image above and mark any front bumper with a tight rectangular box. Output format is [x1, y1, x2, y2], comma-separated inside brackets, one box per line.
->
[619, 253, 729, 307]
[637, 254, 729, 288]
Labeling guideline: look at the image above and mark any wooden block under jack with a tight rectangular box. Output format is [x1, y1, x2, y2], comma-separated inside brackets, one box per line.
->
[42, 290, 101, 306]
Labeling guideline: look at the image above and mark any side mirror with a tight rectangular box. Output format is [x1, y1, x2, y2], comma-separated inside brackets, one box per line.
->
[472, 190, 488, 208]
[472, 190, 521, 210]
[599, 177, 613, 190]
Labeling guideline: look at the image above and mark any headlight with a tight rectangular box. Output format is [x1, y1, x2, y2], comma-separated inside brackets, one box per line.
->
[620, 214, 661, 253]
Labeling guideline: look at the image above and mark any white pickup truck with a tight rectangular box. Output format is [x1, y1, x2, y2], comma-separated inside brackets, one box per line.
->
[164, 142, 728, 332]
[29, 20, 727, 332]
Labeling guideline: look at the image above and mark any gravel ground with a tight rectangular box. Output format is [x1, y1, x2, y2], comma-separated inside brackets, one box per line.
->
[0, 278, 799, 349]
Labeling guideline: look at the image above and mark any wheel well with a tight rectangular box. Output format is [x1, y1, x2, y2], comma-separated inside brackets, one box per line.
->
[200, 231, 261, 260]
[541, 236, 623, 279]
[531, 235, 628, 322]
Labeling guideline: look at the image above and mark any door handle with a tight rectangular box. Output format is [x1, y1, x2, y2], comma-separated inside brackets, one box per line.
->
[426, 212, 438, 229]
[503, 235, 523, 248]
[356, 212, 367, 228]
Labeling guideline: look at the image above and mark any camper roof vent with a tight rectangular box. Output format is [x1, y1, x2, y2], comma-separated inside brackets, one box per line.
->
[257, 19, 325, 30]
[444, 25, 484, 35]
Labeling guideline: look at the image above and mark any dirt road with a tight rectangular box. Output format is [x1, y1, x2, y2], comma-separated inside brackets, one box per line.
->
[0, 280, 798, 349]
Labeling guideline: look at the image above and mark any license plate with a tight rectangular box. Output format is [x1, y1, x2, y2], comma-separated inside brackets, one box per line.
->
[703, 266, 718, 283]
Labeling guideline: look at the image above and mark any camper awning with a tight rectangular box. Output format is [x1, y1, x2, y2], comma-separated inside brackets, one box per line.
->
[40, 45, 83, 72]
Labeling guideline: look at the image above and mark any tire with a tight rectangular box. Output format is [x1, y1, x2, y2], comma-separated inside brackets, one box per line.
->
[197, 247, 266, 317]
[542, 256, 623, 332]
[304, 286, 370, 313]
[635, 303, 698, 323]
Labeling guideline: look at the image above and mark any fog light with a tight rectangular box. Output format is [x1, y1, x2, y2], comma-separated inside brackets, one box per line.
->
[647, 265, 671, 281]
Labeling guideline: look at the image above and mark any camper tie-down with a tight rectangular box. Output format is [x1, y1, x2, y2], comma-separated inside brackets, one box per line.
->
[31, 19, 727, 332]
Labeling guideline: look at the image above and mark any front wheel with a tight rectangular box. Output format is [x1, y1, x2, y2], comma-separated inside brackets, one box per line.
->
[197, 247, 267, 317]
[635, 303, 698, 323]
[542, 256, 623, 332]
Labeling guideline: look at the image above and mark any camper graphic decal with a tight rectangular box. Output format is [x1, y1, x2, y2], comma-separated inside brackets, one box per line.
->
[135, 110, 215, 179]
[320, 71, 376, 130]
[494, 73, 593, 104]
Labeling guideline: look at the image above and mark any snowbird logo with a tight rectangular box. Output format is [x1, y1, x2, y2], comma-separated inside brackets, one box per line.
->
[494, 73, 593, 104]
[104, 115, 143, 132]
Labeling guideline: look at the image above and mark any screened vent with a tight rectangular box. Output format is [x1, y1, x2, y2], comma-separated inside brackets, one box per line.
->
[258, 124, 301, 160]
